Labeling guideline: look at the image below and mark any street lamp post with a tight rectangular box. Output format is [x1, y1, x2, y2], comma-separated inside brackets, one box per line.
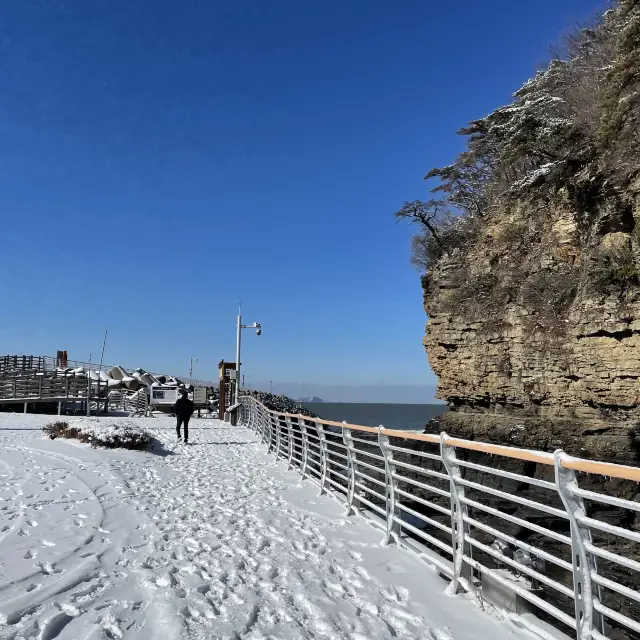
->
[189, 357, 199, 379]
[235, 309, 261, 407]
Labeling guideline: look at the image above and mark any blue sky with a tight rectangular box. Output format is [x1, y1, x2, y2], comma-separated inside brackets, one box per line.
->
[0, 0, 605, 402]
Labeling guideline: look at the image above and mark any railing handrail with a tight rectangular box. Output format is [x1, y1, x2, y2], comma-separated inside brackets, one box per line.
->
[241, 395, 640, 640]
[275, 405, 640, 482]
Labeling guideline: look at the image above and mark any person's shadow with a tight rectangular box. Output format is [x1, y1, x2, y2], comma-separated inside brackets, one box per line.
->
[148, 438, 176, 457]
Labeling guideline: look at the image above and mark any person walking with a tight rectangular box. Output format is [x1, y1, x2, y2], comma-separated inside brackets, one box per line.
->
[174, 389, 194, 444]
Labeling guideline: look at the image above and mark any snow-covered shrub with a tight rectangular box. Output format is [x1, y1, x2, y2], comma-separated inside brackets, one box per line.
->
[42, 418, 153, 450]
[43, 421, 82, 441]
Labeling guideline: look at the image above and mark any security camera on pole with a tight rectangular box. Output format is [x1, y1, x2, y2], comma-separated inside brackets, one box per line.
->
[235, 307, 261, 410]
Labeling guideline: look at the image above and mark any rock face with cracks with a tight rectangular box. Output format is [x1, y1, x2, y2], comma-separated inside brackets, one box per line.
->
[423, 186, 640, 468]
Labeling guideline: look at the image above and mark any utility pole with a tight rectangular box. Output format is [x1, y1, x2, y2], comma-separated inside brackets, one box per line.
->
[97, 330, 107, 414]
[235, 308, 242, 407]
[189, 357, 198, 379]
[86, 353, 92, 416]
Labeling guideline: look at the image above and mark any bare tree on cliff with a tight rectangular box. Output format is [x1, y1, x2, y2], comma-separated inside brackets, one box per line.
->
[394, 200, 476, 271]
[396, 0, 640, 308]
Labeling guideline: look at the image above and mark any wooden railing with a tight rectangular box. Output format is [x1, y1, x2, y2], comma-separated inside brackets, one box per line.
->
[0, 374, 90, 401]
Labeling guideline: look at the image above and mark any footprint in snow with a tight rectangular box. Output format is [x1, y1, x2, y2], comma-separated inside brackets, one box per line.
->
[56, 601, 81, 617]
[355, 566, 370, 580]
[38, 561, 58, 575]
[384, 562, 408, 575]
[100, 614, 125, 640]
[431, 626, 456, 640]
[381, 585, 410, 604]
[155, 575, 172, 588]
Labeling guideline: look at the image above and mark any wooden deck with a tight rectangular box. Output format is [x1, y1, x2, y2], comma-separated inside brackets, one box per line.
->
[0, 366, 108, 414]
[0, 354, 215, 415]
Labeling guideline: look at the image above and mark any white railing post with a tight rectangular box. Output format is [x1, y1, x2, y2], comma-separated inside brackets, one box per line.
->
[265, 409, 274, 449]
[241, 398, 248, 427]
[274, 416, 281, 457]
[441, 432, 469, 594]
[252, 401, 261, 435]
[268, 410, 277, 453]
[257, 404, 265, 439]
[378, 426, 400, 546]
[274, 414, 282, 458]
[257, 404, 265, 441]
[285, 416, 295, 470]
[243, 399, 251, 429]
[258, 403, 268, 439]
[343, 423, 357, 515]
[554, 451, 603, 640]
[249, 402, 255, 432]
[267, 411, 277, 453]
[300, 419, 309, 478]
[255, 403, 263, 438]
[315, 422, 328, 495]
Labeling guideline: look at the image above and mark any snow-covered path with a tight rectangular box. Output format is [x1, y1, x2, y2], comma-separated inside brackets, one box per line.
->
[0, 416, 534, 640]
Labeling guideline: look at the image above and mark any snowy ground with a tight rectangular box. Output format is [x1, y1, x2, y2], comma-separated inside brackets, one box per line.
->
[0, 414, 536, 640]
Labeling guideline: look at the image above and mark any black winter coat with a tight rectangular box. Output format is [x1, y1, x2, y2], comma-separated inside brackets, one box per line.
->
[174, 396, 195, 419]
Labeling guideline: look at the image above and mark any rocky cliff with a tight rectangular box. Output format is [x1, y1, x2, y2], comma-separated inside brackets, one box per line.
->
[400, 1, 640, 466]
[424, 187, 640, 465]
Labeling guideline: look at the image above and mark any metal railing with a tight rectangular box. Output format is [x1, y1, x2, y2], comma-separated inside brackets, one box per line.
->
[240, 395, 640, 640]
[108, 388, 149, 416]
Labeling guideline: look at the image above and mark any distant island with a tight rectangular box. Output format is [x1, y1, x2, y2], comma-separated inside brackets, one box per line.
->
[298, 397, 324, 403]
